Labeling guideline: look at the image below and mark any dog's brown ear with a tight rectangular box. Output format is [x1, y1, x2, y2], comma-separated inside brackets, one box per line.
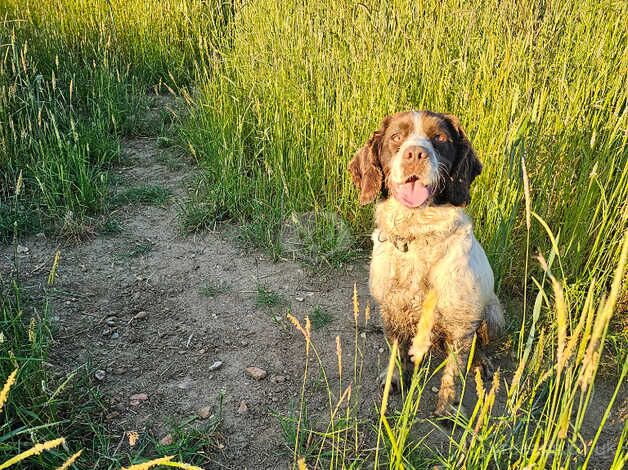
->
[439, 114, 482, 207]
[348, 118, 388, 205]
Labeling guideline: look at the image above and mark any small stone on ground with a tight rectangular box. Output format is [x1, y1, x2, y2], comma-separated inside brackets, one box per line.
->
[245, 366, 267, 380]
[159, 434, 173, 446]
[196, 406, 212, 419]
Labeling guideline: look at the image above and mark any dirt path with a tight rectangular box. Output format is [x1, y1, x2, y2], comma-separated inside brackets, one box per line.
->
[1, 102, 624, 469]
[3, 123, 391, 468]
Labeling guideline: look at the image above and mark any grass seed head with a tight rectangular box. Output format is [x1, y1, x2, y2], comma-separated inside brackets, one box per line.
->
[0, 369, 18, 414]
[56, 449, 83, 470]
[352, 283, 359, 324]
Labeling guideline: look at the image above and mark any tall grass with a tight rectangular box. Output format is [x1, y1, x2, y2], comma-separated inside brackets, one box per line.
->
[180, 0, 627, 300]
[0, 0, 228, 238]
[0, 245, 104, 467]
[286, 228, 628, 468]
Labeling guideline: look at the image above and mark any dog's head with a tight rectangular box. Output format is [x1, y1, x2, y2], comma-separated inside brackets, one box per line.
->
[348, 111, 482, 207]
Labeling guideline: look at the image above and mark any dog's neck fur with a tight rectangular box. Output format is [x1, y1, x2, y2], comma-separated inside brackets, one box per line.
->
[374, 198, 471, 244]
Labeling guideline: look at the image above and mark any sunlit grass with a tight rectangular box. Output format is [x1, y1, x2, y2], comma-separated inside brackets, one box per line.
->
[180, 0, 627, 315]
[0, 0, 626, 467]
[286, 228, 627, 468]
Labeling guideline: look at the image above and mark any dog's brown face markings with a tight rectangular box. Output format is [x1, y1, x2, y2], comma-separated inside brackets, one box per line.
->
[348, 111, 482, 208]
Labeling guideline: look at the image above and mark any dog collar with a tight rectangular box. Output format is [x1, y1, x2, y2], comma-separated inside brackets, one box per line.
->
[377, 231, 413, 253]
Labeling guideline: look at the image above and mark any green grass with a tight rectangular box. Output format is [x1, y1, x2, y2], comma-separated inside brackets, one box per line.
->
[0, 0, 228, 239]
[199, 280, 229, 298]
[256, 285, 288, 308]
[282, 227, 628, 469]
[0, 0, 626, 467]
[113, 185, 172, 207]
[116, 240, 154, 259]
[179, 0, 627, 313]
[310, 305, 333, 330]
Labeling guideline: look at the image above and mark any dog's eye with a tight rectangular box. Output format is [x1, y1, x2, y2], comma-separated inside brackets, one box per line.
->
[390, 133, 401, 143]
[433, 134, 448, 143]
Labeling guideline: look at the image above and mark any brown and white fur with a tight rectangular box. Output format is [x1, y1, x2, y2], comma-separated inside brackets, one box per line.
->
[349, 110, 504, 416]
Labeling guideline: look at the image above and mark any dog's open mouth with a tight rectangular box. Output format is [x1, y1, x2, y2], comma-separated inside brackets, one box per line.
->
[392, 175, 432, 208]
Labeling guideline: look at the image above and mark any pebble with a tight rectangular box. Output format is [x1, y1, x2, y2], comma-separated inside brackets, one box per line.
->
[208, 361, 223, 372]
[159, 434, 173, 446]
[134, 311, 148, 320]
[105, 316, 117, 326]
[431, 387, 439, 394]
[102, 328, 112, 337]
[129, 393, 148, 403]
[271, 375, 287, 384]
[110, 332, 120, 340]
[295, 296, 305, 302]
[238, 400, 248, 414]
[16, 244, 29, 254]
[177, 377, 193, 390]
[196, 406, 212, 419]
[378, 348, 384, 353]
[94, 370, 106, 381]
[113, 367, 127, 375]
[199, 349, 206, 355]
[245, 366, 267, 381]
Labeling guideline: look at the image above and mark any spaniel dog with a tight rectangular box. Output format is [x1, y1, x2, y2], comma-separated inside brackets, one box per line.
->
[349, 110, 504, 416]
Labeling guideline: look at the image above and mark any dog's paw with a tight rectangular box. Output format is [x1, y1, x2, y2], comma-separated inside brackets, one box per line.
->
[379, 368, 402, 394]
[474, 352, 496, 382]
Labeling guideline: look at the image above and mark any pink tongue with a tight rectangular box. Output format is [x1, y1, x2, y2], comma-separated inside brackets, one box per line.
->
[394, 181, 430, 208]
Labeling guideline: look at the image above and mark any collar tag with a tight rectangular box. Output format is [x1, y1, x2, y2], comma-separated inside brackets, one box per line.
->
[395, 240, 409, 252]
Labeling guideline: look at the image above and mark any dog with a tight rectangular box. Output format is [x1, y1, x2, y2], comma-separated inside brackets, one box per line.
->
[348, 110, 504, 416]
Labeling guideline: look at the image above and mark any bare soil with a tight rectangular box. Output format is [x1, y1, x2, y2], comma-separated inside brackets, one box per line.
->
[1, 101, 624, 469]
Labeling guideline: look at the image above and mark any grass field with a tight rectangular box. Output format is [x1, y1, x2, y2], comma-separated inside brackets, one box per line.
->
[0, 0, 626, 468]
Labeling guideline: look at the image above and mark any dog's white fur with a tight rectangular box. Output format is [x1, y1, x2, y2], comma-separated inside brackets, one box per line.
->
[371, 200, 500, 337]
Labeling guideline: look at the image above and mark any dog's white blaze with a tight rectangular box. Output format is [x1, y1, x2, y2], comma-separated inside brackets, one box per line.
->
[390, 111, 440, 185]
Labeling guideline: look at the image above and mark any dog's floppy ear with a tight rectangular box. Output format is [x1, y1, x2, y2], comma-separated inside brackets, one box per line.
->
[348, 117, 389, 205]
[439, 114, 482, 207]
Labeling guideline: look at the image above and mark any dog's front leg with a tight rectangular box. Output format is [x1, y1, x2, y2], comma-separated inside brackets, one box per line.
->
[435, 335, 472, 416]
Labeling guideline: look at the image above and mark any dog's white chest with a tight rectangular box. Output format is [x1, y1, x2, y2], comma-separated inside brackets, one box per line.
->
[369, 229, 435, 302]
